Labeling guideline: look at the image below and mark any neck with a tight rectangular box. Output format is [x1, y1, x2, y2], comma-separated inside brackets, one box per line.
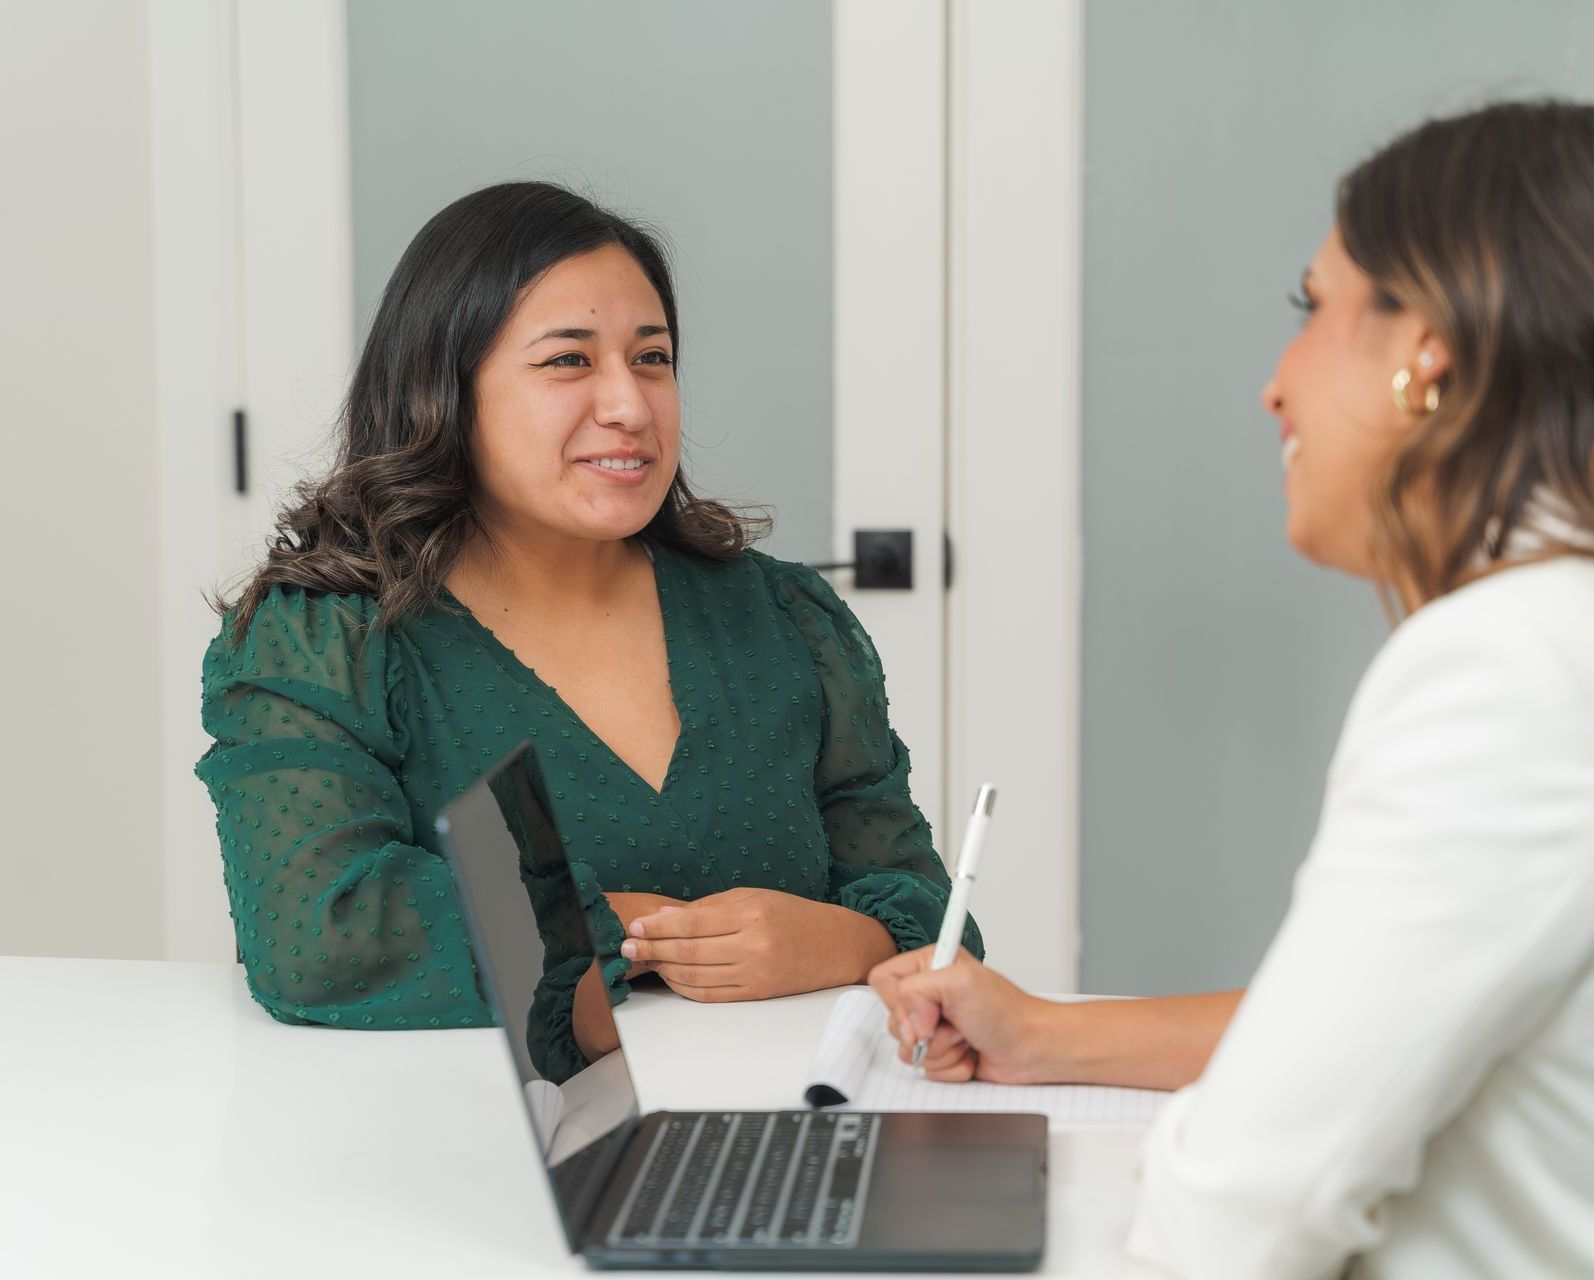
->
[453, 520, 646, 611]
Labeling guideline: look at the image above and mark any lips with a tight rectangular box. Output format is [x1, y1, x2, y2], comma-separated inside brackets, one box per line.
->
[575, 452, 653, 466]
[573, 454, 656, 485]
[1281, 423, 1301, 471]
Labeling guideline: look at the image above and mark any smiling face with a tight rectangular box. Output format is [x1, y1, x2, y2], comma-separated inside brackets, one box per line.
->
[1262, 225, 1450, 581]
[469, 243, 681, 547]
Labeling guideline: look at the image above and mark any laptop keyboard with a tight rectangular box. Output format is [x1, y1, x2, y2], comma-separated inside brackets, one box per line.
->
[607, 1112, 879, 1250]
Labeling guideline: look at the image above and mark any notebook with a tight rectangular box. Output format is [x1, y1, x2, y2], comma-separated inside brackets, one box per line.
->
[803, 989, 1169, 1130]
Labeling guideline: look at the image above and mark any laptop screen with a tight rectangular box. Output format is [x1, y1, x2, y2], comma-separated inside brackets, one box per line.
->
[436, 741, 641, 1247]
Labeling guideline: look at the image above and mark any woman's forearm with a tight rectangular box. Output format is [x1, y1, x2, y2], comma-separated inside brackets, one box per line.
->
[1040, 989, 1245, 1091]
[572, 959, 622, 1063]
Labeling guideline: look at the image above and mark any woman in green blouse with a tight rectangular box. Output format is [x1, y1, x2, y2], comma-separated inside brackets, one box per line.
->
[197, 181, 980, 1062]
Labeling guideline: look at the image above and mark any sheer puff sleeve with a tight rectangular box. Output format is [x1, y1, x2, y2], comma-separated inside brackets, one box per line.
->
[196, 587, 492, 1029]
[761, 556, 983, 959]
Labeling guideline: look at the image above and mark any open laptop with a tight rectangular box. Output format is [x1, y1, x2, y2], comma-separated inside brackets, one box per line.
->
[435, 741, 1047, 1270]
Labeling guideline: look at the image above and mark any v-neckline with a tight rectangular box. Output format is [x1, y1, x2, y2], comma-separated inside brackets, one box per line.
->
[440, 544, 687, 799]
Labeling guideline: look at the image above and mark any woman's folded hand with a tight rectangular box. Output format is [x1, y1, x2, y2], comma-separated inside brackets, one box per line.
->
[621, 888, 896, 1001]
[605, 892, 684, 975]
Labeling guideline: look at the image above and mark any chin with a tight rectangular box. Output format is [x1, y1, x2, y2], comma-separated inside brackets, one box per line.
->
[582, 497, 670, 542]
[1284, 511, 1324, 566]
[1286, 519, 1372, 580]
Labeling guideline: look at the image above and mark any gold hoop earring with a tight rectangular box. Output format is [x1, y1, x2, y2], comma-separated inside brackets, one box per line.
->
[1392, 367, 1440, 416]
[1392, 367, 1418, 415]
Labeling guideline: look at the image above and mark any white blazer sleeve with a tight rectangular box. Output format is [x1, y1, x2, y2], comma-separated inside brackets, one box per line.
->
[1122, 599, 1594, 1280]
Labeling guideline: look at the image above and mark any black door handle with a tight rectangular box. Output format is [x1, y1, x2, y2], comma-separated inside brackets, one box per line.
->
[809, 529, 913, 589]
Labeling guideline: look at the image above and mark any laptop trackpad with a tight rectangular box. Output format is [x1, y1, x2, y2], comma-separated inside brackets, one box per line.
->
[874, 1145, 1040, 1202]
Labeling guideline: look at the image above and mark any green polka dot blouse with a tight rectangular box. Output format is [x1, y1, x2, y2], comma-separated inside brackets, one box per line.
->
[196, 545, 983, 1033]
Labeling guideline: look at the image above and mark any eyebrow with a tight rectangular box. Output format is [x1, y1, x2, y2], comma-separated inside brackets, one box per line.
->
[527, 323, 670, 347]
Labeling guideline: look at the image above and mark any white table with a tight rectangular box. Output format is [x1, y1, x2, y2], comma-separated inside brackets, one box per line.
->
[0, 958, 1143, 1278]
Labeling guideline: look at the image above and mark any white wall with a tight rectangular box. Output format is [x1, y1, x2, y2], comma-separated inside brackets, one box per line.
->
[0, 0, 165, 958]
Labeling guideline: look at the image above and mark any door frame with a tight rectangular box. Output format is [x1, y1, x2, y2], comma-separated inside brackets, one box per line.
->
[834, 0, 1082, 988]
[829, 0, 950, 860]
[149, 0, 247, 962]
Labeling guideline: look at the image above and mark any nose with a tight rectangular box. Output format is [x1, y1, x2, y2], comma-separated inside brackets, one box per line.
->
[1260, 372, 1283, 418]
[593, 360, 653, 433]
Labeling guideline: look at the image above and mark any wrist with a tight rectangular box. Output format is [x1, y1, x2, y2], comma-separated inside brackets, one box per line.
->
[572, 961, 619, 1063]
[1020, 997, 1087, 1084]
[837, 908, 897, 985]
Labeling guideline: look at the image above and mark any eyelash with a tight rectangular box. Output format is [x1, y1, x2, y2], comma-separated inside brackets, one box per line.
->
[1287, 289, 1318, 323]
[532, 351, 674, 370]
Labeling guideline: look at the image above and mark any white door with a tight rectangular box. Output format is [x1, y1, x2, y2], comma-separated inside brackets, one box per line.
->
[836, 2, 1084, 987]
[158, 0, 1082, 988]
[147, 0, 356, 963]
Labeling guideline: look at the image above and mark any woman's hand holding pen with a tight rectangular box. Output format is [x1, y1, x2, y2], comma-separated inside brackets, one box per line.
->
[621, 888, 896, 1001]
[869, 947, 1061, 1084]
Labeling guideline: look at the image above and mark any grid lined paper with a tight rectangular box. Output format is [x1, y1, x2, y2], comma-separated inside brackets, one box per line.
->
[806, 989, 1168, 1130]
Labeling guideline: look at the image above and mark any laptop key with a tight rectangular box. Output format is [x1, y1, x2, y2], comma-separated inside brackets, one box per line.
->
[656, 1114, 730, 1242]
[777, 1114, 837, 1242]
[617, 1117, 696, 1241]
[736, 1114, 805, 1243]
[700, 1114, 768, 1241]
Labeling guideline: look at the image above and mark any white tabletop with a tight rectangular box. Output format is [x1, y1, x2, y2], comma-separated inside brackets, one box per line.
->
[0, 957, 1142, 1278]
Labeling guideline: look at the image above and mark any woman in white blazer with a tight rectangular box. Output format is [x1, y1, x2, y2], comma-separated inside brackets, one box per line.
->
[869, 99, 1594, 1280]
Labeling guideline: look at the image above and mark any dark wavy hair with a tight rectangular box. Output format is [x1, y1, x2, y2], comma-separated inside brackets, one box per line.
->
[1337, 99, 1594, 610]
[218, 181, 767, 642]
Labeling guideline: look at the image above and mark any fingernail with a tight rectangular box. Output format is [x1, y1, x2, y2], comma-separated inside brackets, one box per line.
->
[629, 920, 646, 937]
[621, 941, 638, 959]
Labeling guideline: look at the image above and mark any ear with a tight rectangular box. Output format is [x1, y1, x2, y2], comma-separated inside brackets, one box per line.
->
[1410, 324, 1452, 386]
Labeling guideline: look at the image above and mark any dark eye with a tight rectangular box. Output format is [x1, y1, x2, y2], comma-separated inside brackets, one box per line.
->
[533, 352, 590, 369]
[636, 350, 674, 367]
[1287, 289, 1317, 323]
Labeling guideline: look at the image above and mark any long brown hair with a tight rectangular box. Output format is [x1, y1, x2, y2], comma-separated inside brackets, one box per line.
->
[1337, 100, 1594, 611]
[217, 181, 767, 643]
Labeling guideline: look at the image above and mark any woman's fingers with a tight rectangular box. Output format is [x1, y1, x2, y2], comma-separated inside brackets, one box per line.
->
[900, 990, 946, 1044]
[620, 934, 737, 966]
[630, 901, 739, 941]
[658, 973, 747, 1003]
[869, 945, 936, 1033]
[869, 946, 934, 1003]
[893, 1019, 964, 1065]
[881, 953, 999, 1057]
[924, 1046, 979, 1082]
[927, 1022, 965, 1058]
[650, 961, 740, 989]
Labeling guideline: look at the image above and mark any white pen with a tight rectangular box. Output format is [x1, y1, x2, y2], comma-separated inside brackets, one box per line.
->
[912, 784, 997, 1070]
